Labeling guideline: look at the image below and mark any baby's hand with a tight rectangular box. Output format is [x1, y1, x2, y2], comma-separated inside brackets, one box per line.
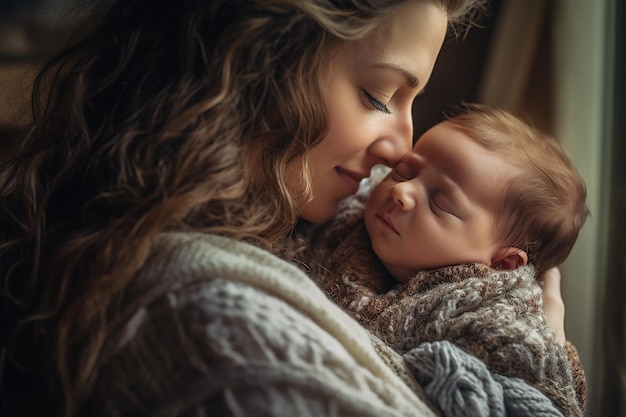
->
[540, 267, 566, 345]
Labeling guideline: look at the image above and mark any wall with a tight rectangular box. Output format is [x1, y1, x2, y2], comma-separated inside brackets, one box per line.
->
[553, 0, 614, 414]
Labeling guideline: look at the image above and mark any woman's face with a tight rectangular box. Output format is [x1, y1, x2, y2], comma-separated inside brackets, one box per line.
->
[294, 1, 448, 223]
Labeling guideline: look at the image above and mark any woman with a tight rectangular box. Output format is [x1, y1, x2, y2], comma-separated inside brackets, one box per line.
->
[0, 1, 566, 416]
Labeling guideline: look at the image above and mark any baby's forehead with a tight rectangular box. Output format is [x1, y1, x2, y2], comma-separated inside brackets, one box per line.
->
[411, 121, 461, 149]
[409, 122, 516, 171]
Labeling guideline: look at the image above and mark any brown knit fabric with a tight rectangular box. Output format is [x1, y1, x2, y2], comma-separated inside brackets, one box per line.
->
[302, 194, 587, 417]
[564, 340, 588, 412]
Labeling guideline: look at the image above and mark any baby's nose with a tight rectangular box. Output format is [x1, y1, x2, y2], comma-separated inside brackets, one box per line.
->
[391, 182, 416, 211]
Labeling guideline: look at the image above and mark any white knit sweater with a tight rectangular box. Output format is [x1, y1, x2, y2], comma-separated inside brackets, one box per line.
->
[83, 232, 437, 417]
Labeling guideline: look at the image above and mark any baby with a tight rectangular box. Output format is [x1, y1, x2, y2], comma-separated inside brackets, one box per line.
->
[303, 103, 589, 416]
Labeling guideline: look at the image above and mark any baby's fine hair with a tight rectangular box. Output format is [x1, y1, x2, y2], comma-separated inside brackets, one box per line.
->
[445, 103, 589, 274]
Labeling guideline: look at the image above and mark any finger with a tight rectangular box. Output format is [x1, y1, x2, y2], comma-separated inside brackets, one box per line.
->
[540, 267, 566, 345]
[540, 266, 561, 292]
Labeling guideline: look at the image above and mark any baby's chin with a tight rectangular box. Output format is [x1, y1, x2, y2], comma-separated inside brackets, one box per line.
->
[379, 260, 414, 284]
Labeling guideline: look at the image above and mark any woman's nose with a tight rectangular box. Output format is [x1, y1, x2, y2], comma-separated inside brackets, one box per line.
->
[390, 182, 416, 211]
[368, 111, 413, 166]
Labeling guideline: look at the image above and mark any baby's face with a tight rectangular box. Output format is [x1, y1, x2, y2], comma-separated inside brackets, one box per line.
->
[364, 122, 516, 282]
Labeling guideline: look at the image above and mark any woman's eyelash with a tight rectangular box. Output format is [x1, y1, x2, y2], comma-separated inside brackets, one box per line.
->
[363, 90, 391, 114]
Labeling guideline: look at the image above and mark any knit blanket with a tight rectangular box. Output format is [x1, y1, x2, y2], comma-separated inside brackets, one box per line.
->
[405, 340, 567, 417]
[86, 232, 439, 417]
[303, 193, 586, 417]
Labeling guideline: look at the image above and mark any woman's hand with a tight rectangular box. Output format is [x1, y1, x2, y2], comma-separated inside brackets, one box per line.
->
[540, 267, 566, 345]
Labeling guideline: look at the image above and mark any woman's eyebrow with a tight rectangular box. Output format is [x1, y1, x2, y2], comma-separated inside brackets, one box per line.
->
[372, 63, 419, 88]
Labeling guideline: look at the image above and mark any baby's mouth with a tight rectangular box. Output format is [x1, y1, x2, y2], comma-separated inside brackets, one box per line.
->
[376, 212, 399, 235]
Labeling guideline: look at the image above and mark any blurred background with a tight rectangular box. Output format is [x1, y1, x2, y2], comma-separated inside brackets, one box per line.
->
[0, 0, 623, 415]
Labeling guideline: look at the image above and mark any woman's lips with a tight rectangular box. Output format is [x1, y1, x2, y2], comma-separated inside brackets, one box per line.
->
[375, 212, 399, 235]
[336, 167, 366, 194]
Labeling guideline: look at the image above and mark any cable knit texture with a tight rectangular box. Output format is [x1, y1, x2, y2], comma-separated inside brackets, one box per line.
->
[83, 232, 438, 417]
[405, 340, 565, 417]
[303, 192, 587, 417]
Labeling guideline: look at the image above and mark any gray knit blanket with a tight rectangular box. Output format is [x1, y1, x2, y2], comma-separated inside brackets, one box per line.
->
[406, 340, 566, 417]
[302, 193, 586, 417]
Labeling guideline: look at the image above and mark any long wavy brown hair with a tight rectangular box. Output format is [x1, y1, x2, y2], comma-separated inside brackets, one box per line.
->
[0, 0, 487, 415]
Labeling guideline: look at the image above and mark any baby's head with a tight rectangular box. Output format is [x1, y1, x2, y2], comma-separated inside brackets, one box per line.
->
[364, 103, 589, 282]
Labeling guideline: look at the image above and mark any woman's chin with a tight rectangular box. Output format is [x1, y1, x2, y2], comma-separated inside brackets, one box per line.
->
[298, 202, 340, 224]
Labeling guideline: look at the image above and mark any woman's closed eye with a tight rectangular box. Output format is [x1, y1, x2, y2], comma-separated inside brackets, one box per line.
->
[362, 89, 391, 114]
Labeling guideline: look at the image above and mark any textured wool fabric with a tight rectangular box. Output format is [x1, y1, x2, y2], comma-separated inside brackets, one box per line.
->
[84, 232, 438, 417]
[303, 193, 586, 417]
[405, 340, 566, 417]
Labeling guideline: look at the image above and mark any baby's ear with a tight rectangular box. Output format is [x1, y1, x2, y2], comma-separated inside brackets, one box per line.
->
[491, 247, 528, 270]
